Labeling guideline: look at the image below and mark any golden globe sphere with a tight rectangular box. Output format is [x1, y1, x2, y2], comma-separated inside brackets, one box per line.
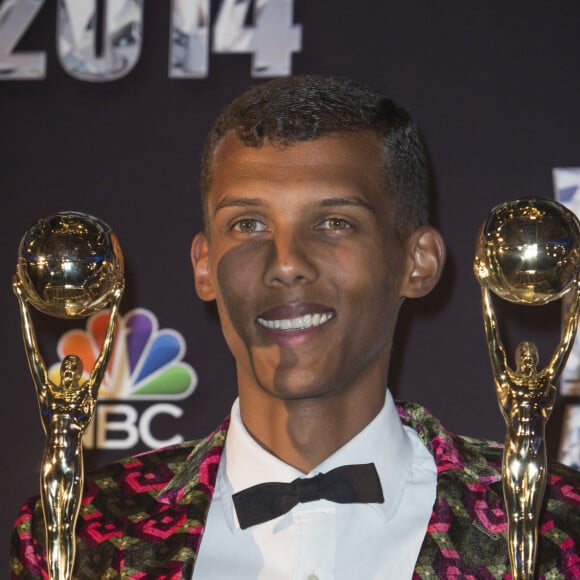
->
[475, 198, 580, 305]
[16, 212, 124, 318]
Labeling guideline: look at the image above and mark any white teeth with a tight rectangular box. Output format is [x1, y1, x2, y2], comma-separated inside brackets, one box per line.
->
[291, 317, 303, 329]
[257, 312, 334, 331]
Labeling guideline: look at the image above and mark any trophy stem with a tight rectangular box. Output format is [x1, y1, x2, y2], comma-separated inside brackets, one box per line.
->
[41, 439, 85, 580]
[501, 393, 548, 580]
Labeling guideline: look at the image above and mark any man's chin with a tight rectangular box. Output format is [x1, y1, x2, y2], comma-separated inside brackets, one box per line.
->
[257, 378, 338, 402]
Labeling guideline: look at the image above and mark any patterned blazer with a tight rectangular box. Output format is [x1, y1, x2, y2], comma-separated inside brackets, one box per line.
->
[10, 402, 580, 579]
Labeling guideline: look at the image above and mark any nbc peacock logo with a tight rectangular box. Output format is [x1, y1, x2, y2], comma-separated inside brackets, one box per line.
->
[49, 308, 198, 450]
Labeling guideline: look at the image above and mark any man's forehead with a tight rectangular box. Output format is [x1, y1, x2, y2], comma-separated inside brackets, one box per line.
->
[208, 130, 388, 191]
[201, 129, 402, 236]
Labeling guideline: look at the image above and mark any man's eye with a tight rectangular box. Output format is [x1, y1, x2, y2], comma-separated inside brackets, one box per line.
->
[233, 218, 267, 233]
[318, 218, 352, 230]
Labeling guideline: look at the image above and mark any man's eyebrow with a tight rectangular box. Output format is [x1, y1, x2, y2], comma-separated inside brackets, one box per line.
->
[316, 197, 376, 213]
[213, 197, 269, 214]
[213, 196, 376, 215]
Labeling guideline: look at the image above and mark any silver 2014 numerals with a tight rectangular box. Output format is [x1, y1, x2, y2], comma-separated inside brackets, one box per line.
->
[0, 0, 302, 80]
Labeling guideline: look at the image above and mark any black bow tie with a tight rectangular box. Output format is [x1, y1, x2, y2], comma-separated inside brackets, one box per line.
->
[232, 463, 384, 529]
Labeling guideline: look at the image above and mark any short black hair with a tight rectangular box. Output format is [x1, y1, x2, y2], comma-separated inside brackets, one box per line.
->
[201, 75, 430, 234]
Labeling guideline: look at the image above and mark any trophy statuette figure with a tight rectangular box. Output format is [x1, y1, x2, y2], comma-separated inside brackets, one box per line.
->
[14, 212, 125, 580]
[474, 198, 580, 579]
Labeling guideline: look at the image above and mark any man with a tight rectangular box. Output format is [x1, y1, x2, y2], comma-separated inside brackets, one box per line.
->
[11, 76, 580, 578]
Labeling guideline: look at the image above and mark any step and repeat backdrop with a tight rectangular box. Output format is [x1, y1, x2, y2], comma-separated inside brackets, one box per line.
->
[1, 0, 579, 569]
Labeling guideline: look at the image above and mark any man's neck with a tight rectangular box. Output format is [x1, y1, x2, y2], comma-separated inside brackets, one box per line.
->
[238, 386, 387, 473]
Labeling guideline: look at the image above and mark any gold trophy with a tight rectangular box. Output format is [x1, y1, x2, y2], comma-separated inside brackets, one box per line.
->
[474, 198, 580, 579]
[13, 212, 125, 580]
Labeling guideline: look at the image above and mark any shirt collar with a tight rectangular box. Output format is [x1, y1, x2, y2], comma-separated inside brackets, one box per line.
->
[218, 391, 415, 529]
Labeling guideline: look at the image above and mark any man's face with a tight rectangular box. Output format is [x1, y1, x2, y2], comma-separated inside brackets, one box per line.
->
[193, 131, 418, 403]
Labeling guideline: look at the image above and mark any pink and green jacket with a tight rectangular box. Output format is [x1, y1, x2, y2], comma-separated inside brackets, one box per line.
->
[10, 401, 580, 579]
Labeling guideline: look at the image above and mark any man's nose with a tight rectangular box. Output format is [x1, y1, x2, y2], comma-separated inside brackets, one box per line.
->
[263, 230, 318, 287]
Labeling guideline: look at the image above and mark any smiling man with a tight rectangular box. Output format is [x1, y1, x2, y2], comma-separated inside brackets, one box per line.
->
[189, 93, 445, 578]
[10, 76, 580, 579]
[191, 127, 442, 476]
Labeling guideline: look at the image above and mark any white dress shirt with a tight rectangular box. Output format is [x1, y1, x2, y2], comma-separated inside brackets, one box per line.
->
[193, 391, 436, 579]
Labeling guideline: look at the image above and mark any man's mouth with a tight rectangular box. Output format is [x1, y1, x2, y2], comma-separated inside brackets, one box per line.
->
[256, 311, 335, 331]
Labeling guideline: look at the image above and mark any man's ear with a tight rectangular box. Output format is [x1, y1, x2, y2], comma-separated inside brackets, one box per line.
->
[191, 232, 216, 301]
[400, 226, 446, 299]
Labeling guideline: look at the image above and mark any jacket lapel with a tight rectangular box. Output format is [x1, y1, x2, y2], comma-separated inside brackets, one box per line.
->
[397, 402, 511, 578]
[104, 419, 229, 578]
